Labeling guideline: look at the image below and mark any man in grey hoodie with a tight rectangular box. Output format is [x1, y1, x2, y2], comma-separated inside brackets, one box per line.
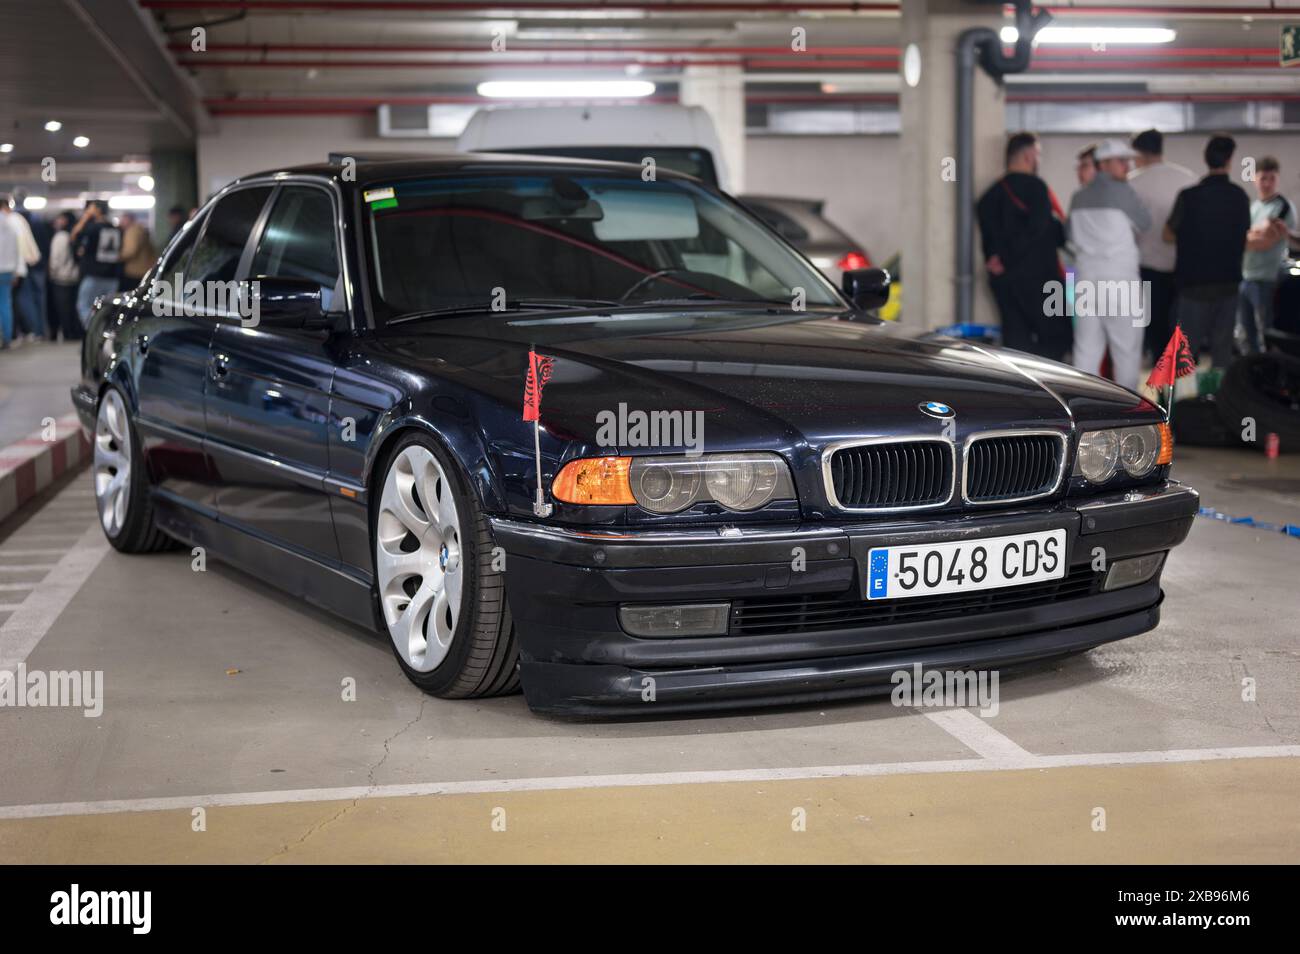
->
[1067, 138, 1151, 392]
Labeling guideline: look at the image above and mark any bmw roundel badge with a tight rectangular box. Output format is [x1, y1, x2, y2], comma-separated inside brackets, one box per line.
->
[919, 401, 954, 419]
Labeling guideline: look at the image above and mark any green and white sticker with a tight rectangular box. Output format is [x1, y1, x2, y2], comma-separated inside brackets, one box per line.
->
[363, 187, 396, 204]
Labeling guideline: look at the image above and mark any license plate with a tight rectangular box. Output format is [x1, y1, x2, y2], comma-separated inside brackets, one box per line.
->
[865, 529, 1067, 601]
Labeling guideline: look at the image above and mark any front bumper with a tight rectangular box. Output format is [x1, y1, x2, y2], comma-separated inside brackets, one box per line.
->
[492, 481, 1199, 715]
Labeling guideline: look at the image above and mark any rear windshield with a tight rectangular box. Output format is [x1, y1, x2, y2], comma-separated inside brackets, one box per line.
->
[363, 172, 841, 325]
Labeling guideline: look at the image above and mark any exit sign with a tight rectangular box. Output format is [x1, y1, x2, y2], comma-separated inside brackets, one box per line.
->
[1283, 25, 1300, 66]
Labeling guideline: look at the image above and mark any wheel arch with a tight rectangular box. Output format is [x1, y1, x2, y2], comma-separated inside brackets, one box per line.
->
[363, 411, 507, 518]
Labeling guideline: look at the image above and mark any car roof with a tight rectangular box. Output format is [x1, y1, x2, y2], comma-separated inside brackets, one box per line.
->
[230, 151, 703, 190]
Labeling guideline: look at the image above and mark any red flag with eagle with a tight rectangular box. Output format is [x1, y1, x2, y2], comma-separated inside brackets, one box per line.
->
[522, 350, 555, 422]
[1146, 325, 1196, 390]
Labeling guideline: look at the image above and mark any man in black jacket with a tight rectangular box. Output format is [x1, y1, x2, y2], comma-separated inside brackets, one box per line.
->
[977, 132, 1069, 360]
[1164, 134, 1251, 370]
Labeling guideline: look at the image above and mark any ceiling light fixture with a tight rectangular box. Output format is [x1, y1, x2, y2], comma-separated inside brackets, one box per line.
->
[73, 135, 90, 148]
[1001, 26, 1176, 45]
[44, 120, 62, 132]
[138, 174, 155, 191]
[476, 79, 656, 99]
[109, 195, 156, 210]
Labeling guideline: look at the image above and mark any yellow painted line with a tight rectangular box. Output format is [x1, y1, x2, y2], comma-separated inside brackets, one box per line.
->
[2, 757, 1296, 864]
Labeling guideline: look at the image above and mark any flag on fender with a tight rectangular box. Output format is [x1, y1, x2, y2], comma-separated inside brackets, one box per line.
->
[522, 350, 555, 422]
[1146, 325, 1196, 390]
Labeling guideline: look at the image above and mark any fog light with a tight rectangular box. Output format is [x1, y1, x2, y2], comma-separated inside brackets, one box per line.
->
[619, 603, 730, 638]
[1102, 552, 1166, 591]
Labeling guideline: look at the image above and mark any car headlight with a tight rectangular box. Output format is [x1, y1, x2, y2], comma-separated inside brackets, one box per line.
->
[1074, 424, 1172, 484]
[554, 452, 795, 513]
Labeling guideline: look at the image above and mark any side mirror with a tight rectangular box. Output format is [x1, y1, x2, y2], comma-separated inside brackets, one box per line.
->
[842, 267, 891, 311]
[243, 276, 327, 329]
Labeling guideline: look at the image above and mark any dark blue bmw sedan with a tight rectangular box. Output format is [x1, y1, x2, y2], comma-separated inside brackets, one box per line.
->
[71, 154, 1198, 714]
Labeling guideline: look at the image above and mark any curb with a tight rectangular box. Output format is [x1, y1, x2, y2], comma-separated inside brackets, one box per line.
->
[0, 414, 91, 524]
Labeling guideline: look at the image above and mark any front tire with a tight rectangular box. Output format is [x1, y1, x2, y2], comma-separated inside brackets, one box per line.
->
[93, 386, 170, 553]
[373, 432, 519, 698]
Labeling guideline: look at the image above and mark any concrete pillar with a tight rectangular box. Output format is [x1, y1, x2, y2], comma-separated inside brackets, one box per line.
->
[678, 65, 746, 193]
[898, 0, 1004, 330]
[149, 149, 197, 246]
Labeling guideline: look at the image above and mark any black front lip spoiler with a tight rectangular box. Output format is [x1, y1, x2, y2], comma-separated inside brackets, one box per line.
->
[522, 597, 1161, 717]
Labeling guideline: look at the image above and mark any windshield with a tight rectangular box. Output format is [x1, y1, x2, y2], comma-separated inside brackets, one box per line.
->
[363, 173, 843, 325]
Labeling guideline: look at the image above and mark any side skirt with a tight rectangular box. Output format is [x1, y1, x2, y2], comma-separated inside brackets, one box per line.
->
[151, 490, 383, 633]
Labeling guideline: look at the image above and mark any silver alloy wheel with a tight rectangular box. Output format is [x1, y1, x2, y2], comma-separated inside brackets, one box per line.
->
[376, 445, 464, 672]
[93, 390, 132, 537]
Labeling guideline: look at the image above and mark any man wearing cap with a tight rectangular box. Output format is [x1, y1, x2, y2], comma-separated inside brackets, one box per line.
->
[1128, 129, 1195, 361]
[1067, 138, 1151, 392]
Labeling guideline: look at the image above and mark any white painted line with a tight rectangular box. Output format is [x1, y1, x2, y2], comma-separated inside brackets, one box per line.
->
[1, 745, 1296, 821]
[0, 583, 36, 592]
[0, 605, 21, 612]
[924, 709, 1036, 762]
[0, 550, 66, 557]
[0, 523, 110, 683]
[0, 564, 56, 572]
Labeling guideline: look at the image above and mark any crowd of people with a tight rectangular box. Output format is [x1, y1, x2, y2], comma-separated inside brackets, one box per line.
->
[0, 194, 188, 351]
[976, 129, 1286, 393]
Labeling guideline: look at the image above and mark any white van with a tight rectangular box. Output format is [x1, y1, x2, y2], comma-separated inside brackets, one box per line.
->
[456, 104, 730, 191]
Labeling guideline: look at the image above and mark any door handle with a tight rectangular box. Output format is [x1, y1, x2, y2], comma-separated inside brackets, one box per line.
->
[136, 333, 149, 355]
[211, 355, 229, 380]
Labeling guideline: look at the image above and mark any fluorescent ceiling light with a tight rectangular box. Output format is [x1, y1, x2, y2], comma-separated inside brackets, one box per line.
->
[73, 135, 90, 148]
[138, 174, 155, 191]
[0, 143, 12, 153]
[109, 195, 155, 210]
[23, 196, 47, 211]
[476, 79, 655, 99]
[44, 120, 62, 132]
[1001, 26, 1176, 45]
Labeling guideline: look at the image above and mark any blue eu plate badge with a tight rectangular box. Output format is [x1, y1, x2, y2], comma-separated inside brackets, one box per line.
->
[868, 549, 889, 598]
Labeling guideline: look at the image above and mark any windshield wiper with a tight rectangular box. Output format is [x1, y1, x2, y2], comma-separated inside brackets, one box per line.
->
[389, 298, 621, 325]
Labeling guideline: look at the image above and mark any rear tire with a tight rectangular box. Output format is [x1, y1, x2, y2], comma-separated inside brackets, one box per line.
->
[373, 431, 519, 698]
[1215, 353, 1300, 453]
[93, 386, 171, 553]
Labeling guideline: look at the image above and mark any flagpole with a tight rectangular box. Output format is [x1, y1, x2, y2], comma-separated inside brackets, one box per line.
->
[533, 418, 552, 518]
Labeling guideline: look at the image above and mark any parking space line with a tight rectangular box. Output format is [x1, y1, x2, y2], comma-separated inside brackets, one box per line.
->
[923, 709, 1035, 762]
[1, 744, 1295, 821]
[0, 564, 56, 572]
[0, 523, 109, 688]
[0, 549, 69, 557]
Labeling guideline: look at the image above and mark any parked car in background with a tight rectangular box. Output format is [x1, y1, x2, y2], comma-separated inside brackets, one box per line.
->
[740, 194, 872, 288]
[457, 103, 729, 190]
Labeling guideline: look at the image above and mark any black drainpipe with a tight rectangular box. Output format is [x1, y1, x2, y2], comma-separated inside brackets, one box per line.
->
[954, 0, 1052, 326]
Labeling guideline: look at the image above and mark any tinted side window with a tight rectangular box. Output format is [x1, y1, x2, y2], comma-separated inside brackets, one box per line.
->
[187, 187, 273, 284]
[157, 215, 203, 278]
[250, 186, 341, 310]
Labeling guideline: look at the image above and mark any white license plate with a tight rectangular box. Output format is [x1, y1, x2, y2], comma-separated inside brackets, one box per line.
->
[865, 529, 1067, 601]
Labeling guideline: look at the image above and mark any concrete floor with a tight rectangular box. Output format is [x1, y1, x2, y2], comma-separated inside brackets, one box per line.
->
[0, 341, 81, 447]
[0, 344, 1297, 862]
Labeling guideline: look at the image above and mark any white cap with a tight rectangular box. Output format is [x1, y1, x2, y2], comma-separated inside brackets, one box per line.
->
[1094, 138, 1137, 161]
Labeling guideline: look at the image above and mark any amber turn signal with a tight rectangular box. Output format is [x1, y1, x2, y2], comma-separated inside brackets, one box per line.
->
[1156, 422, 1173, 466]
[552, 457, 635, 505]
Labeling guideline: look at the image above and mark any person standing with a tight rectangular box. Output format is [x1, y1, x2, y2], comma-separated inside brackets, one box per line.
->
[1067, 139, 1151, 392]
[1238, 155, 1295, 354]
[47, 212, 82, 341]
[0, 197, 20, 349]
[14, 193, 52, 341]
[976, 131, 1069, 360]
[1128, 129, 1195, 361]
[117, 212, 157, 292]
[70, 200, 122, 327]
[1164, 134, 1251, 371]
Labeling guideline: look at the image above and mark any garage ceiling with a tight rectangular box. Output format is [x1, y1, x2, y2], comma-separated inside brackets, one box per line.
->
[135, 0, 1300, 118]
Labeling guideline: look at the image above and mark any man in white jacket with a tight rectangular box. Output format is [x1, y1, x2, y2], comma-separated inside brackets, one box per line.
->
[1067, 139, 1152, 392]
[0, 196, 39, 348]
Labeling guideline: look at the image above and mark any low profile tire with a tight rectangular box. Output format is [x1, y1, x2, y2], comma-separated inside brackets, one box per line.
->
[373, 432, 520, 698]
[93, 386, 170, 553]
[1215, 353, 1300, 453]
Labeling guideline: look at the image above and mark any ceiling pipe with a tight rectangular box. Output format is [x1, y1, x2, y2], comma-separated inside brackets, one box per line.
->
[955, 0, 1051, 329]
[140, 1, 1300, 17]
